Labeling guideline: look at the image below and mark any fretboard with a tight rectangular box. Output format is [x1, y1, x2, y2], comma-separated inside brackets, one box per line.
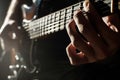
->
[23, 0, 118, 39]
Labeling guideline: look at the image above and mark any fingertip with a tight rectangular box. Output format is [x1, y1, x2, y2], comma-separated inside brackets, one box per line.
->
[83, 0, 98, 15]
[83, 0, 90, 12]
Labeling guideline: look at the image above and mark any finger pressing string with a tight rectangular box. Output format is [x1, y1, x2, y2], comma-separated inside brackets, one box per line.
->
[84, 0, 120, 56]
[66, 19, 97, 62]
[73, 7, 107, 59]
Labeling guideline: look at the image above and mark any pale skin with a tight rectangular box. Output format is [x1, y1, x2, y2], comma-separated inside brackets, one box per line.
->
[66, 0, 120, 65]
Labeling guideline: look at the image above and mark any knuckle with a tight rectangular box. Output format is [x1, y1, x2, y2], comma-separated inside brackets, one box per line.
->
[66, 20, 74, 31]
[73, 10, 82, 18]
[71, 38, 79, 48]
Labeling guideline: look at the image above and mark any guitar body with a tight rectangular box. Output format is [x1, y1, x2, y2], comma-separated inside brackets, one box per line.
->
[33, 29, 70, 65]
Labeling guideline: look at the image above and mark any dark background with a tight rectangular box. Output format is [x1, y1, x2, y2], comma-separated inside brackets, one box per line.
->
[0, 0, 11, 28]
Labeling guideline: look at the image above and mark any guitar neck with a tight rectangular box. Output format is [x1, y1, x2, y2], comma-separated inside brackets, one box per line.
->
[24, 0, 118, 39]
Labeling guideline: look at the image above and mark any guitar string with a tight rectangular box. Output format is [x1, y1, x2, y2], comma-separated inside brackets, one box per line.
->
[27, 1, 113, 39]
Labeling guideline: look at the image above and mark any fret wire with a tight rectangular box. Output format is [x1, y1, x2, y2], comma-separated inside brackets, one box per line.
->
[47, 15, 51, 24]
[27, 1, 82, 29]
[55, 11, 60, 21]
[51, 13, 55, 23]
[28, 0, 110, 31]
[27, 1, 114, 39]
[44, 16, 48, 25]
[31, 19, 64, 37]
[29, 1, 82, 38]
